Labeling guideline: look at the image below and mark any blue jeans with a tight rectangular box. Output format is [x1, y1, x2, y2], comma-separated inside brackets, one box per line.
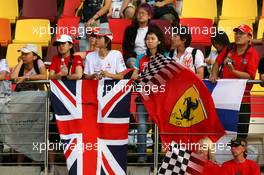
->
[136, 101, 148, 161]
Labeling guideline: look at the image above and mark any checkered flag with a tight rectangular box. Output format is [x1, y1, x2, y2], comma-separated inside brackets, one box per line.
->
[158, 141, 206, 175]
[138, 54, 184, 100]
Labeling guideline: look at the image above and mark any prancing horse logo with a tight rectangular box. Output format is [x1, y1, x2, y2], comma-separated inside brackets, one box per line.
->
[169, 86, 206, 127]
[177, 97, 198, 121]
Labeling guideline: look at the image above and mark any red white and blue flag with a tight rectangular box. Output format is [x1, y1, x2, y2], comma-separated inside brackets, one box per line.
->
[50, 79, 133, 175]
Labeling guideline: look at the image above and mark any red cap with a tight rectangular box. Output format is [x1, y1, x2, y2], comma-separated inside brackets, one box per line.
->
[233, 24, 253, 36]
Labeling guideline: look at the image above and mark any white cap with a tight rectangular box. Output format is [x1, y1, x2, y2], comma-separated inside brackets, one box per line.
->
[53, 34, 73, 46]
[96, 28, 113, 41]
[18, 44, 38, 55]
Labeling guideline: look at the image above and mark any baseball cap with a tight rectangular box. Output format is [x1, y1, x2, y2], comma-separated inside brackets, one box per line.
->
[53, 34, 73, 46]
[18, 44, 38, 55]
[233, 24, 253, 36]
[228, 137, 247, 147]
[95, 28, 113, 41]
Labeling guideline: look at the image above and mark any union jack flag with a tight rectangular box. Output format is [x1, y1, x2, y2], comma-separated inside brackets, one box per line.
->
[50, 79, 133, 175]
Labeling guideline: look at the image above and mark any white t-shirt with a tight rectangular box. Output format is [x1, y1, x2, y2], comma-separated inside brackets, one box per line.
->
[0, 59, 10, 73]
[172, 47, 205, 73]
[84, 50, 127, 78]
[134, 27, 148, 55]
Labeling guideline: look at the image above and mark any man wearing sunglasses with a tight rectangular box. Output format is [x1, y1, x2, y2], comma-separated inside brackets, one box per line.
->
[221, 137, 260, 175]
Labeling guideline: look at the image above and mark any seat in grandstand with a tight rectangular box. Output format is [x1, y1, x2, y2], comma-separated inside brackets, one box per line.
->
[56, 16, 80, 40]
[45, 37, 58, 65]
[150, 19, 172, 50]
[6, 44, 42, 68]
[12, 19, 51, 47]
[0, 18, 11, 47]
[109, 18, 132, 52]
[218, 19, 253, 42]
[61, 0, 82, 17]
[220, 0, 257, 22]
[257, 18, 264, 39]
[253, 41, 264, 58]
[20, 0, 57, 22]
[0, 0, 19, 23]
[181, 0, 217, 20]
[180, 18, 213, 46]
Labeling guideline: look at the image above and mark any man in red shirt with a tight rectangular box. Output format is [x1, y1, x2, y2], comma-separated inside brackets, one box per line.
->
[210, 24, 259, 138]
[221, 137, 260, 175]
[49, 34, 83, 80]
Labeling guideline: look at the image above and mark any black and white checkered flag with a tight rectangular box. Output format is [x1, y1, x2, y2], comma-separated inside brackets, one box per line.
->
[158, 141, 206, 175]
[139, 54, 184, 100]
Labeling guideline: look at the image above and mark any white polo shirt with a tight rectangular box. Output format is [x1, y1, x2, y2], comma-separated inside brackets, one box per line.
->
[84, 50, 127, 78]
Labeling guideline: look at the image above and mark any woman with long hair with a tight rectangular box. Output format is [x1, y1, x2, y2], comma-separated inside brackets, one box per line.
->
[131, 25, 165, 163]
[123, 3, 154, 68]
[10, 44, 47, 91]
[49, 34, 83, 80]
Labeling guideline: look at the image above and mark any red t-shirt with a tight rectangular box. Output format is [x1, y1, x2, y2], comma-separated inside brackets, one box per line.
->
[221, 159, 260, 175]
[216, 46, 259, 102]
[202, 160, 221, 175]
[49, 55, 83, 75]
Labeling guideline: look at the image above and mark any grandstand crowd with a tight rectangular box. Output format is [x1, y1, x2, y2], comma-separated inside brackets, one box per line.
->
[0, 0, 264, 174]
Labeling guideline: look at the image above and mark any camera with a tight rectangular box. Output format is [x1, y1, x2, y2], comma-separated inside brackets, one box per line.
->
[226, 57, 234, 65]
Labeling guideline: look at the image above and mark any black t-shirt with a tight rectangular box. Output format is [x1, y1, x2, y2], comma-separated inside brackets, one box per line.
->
[258, 57, 264, 74]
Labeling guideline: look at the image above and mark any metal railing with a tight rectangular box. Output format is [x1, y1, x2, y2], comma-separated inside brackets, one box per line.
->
[0, 80, 263, 175]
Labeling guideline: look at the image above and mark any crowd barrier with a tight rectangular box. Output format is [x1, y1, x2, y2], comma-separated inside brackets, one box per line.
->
[0, 80, 263, 175]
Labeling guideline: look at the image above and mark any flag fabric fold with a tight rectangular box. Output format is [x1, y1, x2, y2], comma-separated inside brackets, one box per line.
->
[50, 79, 132, 175]
[203, 79, 247, 163]
[138, 56, 225, 146]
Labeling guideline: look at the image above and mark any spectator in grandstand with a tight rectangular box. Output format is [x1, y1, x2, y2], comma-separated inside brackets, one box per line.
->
[205, 30, 230, 76]
[10, 44, 47, 164]
[221, 137, 260, 175]
[10, 44, 47, 91]
[137, 0, 179, 24]
[258, 57, 264, 87]
[123, 3, 154, 68]
[74, 31, 97, 59]
[196, 137, 220, 175]
[119, 2, 136, 19]
[210, 24, 259, 138]
[84, 28, 126, 80]
[49, 34, 83, 80]
[108, 0, 135, 19]
[131, 25, 165, 163]
[81, 0, 111, 28]
[79, 0, 111, 51]
[169, 25, 205, 79]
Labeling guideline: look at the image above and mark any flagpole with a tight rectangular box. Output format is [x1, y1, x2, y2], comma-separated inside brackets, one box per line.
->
[153, 124, 159, 174]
